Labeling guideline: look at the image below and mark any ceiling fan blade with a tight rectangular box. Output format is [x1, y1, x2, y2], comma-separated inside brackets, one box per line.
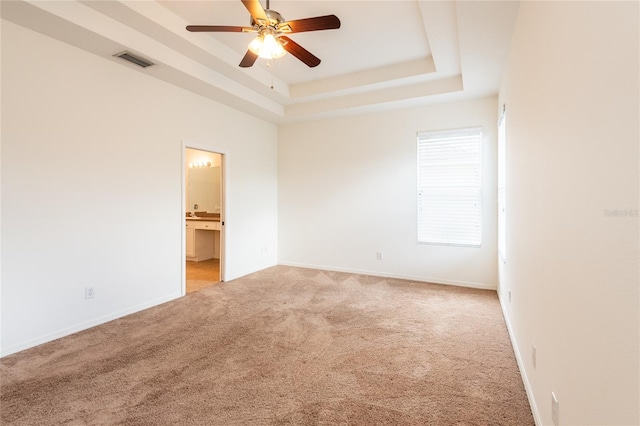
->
[279, 15, 340, 33]
[186, 25, 255, 33]
[239, 50, 259, 68]
[279, 36, 321, 67]
[241, 0, 268, 25]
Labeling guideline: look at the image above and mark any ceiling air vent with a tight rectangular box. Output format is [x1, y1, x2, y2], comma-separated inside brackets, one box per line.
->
[113, 51, 154, 68]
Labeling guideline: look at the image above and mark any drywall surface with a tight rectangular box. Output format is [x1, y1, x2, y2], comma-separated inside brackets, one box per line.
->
[1, 21, 278, 356]
[279, 97, 498, 289]
[498, 2, 639, 425]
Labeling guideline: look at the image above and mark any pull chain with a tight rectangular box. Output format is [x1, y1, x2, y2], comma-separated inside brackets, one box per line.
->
[267, 58, 274, 90]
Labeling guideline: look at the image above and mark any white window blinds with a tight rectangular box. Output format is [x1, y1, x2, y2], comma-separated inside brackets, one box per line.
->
[417, 127, 483, 246]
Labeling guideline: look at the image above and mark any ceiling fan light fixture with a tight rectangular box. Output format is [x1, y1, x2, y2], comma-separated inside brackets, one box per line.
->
[248, 33, 286, 59]
[248, 35, 263, 54]
[185, 0, 341, 68]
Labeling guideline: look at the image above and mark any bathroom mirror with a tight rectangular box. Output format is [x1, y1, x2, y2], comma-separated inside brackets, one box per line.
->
[187, 166, 221, 213]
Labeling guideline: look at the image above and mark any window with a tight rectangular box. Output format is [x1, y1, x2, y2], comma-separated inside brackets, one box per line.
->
[497, 107, 506, 261]
[417, 127, 483, 246]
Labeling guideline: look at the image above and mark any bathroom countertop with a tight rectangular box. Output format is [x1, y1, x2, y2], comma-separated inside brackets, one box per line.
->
[186, 217, 220, 221]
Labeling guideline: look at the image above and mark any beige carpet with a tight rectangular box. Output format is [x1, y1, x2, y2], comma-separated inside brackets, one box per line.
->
[1, 266, 533, 425]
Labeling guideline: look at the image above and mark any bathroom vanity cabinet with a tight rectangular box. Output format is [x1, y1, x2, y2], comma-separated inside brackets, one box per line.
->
[186, 219, 221, 262]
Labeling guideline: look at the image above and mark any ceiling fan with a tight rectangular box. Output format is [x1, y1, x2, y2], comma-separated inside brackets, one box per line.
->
[186, 0, 341, 68]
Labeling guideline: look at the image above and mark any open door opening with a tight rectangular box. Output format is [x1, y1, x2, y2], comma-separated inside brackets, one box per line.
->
[183, 148, 224, 294]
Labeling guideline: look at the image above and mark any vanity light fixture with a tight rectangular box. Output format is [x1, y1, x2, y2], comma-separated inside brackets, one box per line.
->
[189, 161, 212, 168]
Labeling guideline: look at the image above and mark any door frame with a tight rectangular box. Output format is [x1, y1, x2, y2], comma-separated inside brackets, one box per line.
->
[181, 141, 227, 296]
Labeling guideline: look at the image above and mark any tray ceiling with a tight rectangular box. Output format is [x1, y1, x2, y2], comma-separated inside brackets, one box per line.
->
[1, 0, 520, 123]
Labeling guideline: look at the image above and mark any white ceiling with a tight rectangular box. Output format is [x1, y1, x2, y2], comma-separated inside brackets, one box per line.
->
[1, 0, 520, 124]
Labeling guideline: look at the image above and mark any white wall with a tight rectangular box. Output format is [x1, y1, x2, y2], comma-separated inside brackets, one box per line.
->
[1, 21, 278, 356]
[498, 2, 639, 425]
[279, 97, 498, 289]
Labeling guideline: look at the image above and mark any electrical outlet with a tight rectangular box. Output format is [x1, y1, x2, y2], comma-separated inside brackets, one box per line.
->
[85, 287, 95, 299]
[376, 251, 383, 261]
[532, 344, 537, 369]
[261, 247, 268, 255]
[508, 290, 512, 303]
[551, 392, 559, 426]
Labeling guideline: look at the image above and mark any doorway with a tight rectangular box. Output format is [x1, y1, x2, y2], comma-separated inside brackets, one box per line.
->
[184, 147, 224, 294]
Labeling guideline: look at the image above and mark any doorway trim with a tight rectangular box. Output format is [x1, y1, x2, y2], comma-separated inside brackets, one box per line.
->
[181, 140, 227, 296]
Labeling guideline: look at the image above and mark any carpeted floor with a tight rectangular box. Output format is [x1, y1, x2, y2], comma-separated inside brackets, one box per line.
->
[0, 266, 533, 425]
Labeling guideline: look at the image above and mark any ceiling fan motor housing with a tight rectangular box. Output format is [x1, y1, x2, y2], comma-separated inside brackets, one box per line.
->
[251, 9, 284, 28]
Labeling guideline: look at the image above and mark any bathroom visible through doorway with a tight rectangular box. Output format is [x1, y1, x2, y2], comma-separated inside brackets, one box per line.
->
[184, 148, 224, 293]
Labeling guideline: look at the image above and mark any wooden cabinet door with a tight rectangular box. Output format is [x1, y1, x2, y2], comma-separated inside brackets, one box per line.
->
[186, 227, 195, 257]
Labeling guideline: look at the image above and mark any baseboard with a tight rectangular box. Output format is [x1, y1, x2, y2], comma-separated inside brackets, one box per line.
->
[278, 261, 496, 290]
[497, 292, 542, 426]
[0, 292, 182, 358]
